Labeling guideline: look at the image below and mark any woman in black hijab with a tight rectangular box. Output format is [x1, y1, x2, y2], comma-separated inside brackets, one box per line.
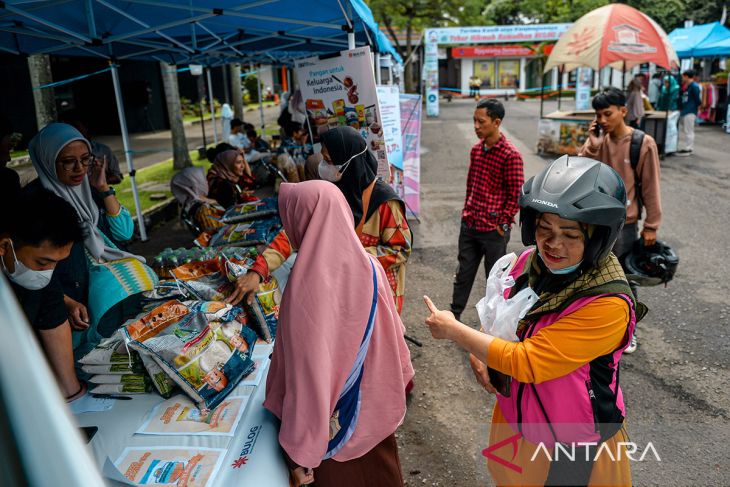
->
[228, 126, 412, 315]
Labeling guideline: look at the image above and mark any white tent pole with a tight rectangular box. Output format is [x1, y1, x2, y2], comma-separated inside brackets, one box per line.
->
[110, 63, 148, 241]
[206, 67, 218, 145]
[253, 62, 264, 130]
[348, 31, 355, 50]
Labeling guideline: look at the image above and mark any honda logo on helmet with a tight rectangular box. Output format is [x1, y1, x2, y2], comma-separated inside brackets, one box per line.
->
[531, 199, 558, 208]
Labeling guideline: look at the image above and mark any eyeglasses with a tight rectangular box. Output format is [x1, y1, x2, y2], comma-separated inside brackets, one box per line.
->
[57, 154, 95, 172]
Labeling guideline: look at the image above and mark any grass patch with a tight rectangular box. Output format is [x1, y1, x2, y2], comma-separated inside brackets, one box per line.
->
[115, 150, 211, 213]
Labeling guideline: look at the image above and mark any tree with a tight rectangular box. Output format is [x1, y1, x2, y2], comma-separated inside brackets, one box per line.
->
[159, 62, 192, 170]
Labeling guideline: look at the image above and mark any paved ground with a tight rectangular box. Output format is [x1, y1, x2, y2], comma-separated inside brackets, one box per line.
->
[131, 97, 730, 486]
[395, 98, 729, 486]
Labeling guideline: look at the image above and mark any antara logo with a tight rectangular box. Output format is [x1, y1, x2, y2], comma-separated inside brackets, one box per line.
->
[231, 425, 262, 469]
[531, 199, 558, 208]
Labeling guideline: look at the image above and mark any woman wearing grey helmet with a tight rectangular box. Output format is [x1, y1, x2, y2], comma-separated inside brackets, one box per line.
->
[423, 155, 644, 485]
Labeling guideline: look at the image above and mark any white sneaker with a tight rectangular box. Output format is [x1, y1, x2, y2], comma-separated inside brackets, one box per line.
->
[624, 335, 638, 354]
[675, 150, 692, 157]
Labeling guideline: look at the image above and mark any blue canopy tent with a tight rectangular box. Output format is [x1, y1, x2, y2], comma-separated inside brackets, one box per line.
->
[0, 0, 385, 238]
[668, 22, 730, 58]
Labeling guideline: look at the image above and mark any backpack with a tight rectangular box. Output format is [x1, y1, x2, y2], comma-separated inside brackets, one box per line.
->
[630, 129, 645, 215]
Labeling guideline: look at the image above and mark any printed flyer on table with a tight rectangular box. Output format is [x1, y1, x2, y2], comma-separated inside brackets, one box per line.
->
[114, 446, 226, 487]
[136, 394, 251, 436]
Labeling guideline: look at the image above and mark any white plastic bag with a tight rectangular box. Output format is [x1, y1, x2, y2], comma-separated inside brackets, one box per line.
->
[476, 253, 538, 342]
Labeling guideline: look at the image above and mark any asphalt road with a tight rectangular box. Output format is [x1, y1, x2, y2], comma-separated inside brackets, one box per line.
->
[396, 97, 730, 486]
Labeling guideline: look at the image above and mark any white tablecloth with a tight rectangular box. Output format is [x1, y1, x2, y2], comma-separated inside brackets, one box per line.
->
[75, 347, 289, 486]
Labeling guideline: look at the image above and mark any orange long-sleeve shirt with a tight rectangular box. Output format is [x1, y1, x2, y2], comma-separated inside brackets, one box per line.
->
[487, 296, 630, 384]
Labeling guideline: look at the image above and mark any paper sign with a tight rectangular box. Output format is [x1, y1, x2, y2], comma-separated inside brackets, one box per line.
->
[114, 446, 226, 487]
[136, 394, 251, 436]
[295, 46, 390, 178]
[376, 85, 404, 170]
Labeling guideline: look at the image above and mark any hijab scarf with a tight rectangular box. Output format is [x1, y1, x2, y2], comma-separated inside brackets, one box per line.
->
[264, 181, 413, 467]
[28, 123, 140, 263]
[208, 149, 241, 184]
[171, 166, 209, 211]
[320, 126, 401, 226]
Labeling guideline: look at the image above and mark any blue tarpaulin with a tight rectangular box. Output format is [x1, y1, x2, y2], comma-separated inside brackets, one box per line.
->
[0, 1, 386, 65]
[668, 22, 730, 58]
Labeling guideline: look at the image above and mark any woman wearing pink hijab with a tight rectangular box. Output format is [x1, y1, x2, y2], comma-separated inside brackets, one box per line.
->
[264, 180, 414, 486]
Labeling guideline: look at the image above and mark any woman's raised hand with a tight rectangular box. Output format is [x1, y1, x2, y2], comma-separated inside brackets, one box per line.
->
[88, 155, 109, 192]
[423, 295, 457, 340]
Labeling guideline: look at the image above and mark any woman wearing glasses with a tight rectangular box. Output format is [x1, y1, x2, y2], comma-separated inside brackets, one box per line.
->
[27, 123, 157, 359]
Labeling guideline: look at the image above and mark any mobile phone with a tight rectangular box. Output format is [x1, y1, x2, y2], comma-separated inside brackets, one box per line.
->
[80, 426, 98, 443]
[592, 121, 602, 136]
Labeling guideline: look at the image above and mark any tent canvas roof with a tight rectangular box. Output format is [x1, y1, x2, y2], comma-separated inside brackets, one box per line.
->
[668, 21, 730, 58]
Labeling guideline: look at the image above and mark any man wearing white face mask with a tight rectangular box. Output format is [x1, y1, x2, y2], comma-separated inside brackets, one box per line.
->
[1, 189, 86, 402]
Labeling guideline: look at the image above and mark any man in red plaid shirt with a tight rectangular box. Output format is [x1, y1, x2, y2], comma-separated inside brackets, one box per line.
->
[450, 99, 524, 320]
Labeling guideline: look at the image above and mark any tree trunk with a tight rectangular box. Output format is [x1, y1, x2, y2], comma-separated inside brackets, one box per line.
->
[159, 62, 192, 170]
[230, 63, 244, 120]
[27, 54, 57, 130]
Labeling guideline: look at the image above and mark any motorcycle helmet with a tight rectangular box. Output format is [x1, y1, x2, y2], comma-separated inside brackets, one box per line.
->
[520, 155, 627, 267]
[623, 238, 679, 286]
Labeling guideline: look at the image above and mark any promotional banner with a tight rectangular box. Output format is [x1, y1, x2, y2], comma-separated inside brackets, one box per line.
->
[575, 68, 593, 111]
[424, 29, 440, 117]
[376, 85, 404, 171]
[398, 94, 422, 217]
[115, 446, 226, 486]
[294, 46, 390, 178]
[136, 395, 251, 436]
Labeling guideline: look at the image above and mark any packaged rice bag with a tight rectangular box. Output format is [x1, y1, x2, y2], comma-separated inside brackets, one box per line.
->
[91, 383, 151, 395]
[171, 260, 221, 281]
[209, 218, 282, 248]
[88, 374, 149, 385]
[81, 363, 146, 375]
[220, 197, 279, 224]
[140, 353, 176, 399]
[123, 300, 258, 410]
[177, 274, 233, 301]
[79, 333, 138, 365]
[247, 276, 281, 343]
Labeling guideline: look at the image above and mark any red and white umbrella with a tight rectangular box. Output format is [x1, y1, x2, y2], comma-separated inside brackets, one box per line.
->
[544, 4, 679, 72]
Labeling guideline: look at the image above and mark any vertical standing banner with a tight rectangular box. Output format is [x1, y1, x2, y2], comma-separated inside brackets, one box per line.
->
[399, 94, 422, 217]
[294, 46, 390, 178]
[376, 85, 404, 171]
[424, 29, 440, 117]
[575, 68, 593, 111]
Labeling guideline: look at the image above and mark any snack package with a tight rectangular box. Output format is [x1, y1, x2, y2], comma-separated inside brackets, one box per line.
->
[123, 300, 257, 410]
[79, 334, 138, 365]
[208, 218, 282, 248]
[220, 197, 279, 224]
[91, 383, 151, 395]
[171, 260, 221, 281]
[144, 280, 185, 301]
[88, 374, 149, 385]
[140, 353, 176, 399]
[81, 363, 146, 375]
[247, 277, 282, 343]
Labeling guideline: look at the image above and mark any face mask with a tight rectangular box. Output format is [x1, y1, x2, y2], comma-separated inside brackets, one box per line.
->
[1, 240, 54, 290]
[547, 260, 583, 275]
[318, 146, 368, 182]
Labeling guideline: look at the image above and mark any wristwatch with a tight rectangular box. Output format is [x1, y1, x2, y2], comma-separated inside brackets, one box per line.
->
[499, 223, 510, 233]
[99, 187, 116, 199]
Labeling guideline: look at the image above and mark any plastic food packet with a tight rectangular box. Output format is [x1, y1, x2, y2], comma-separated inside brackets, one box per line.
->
[177, 275, 234, 301]
[91, 383, 151, 395]
[81, 363, 146, 375]
[79, 334, 139, 365]
[140, 353, 176, 399]
[123, 300, 258, 410]
[220, 197, 279, 224]
[208, 218, 282, 248]
[247, 277, 281, 343]
[475, 253, 539, 397]
[171, 260, 220, 281]
[88, 374, 149, 385]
